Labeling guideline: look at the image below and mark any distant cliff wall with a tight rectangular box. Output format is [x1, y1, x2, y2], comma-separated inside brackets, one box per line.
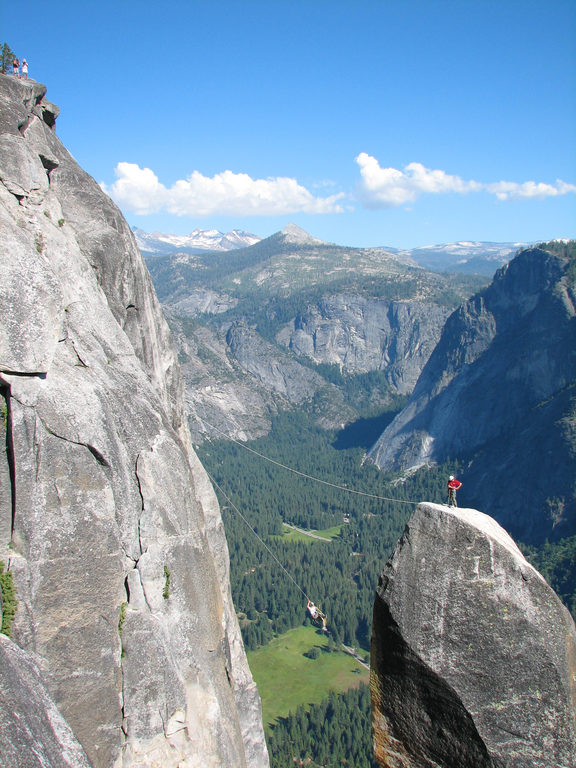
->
[277, 294, 450, 395]
[371, 503, 576, 768]
[0, 76, 268, 768]
[367, 247, 576, 543]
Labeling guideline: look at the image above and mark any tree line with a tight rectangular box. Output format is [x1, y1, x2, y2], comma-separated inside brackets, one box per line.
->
[266, 685, 378, 768]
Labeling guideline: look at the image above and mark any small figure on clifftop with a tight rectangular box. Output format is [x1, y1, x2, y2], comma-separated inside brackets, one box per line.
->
[447, 475, 462, 507]
[21, 59, 28, 79]
[12, 57, 19, 77]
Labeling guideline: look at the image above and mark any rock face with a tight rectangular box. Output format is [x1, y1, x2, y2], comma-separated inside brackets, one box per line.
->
[277, 294, 450, 395]
[0, 635, 92, 767]
[367, 247, 576, 543]
[227, 321, 326, 401]
[0, 76, 268, 768]
[371, 502, 576, 768]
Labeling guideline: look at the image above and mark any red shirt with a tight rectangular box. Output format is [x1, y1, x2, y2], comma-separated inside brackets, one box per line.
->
[448, 479, 462, 490]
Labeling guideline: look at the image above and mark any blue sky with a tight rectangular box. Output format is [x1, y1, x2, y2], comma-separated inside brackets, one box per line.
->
[4, 0, 575, 248]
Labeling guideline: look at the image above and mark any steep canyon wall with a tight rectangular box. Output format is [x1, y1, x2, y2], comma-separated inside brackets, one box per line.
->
[0, 76, 268, 768]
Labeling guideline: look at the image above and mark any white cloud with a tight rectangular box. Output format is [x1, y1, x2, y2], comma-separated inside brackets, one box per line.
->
[103, 162, 346, 217]
[486, 179, 576, 200]
[355, 153, 480, 208]
[355, 153, 576, 208]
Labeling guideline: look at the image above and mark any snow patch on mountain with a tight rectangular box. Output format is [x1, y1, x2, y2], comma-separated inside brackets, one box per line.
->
[133, 227, 260, 256]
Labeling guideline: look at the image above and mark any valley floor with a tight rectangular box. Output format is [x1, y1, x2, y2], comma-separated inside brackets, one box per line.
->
[247, 625, 369, 727]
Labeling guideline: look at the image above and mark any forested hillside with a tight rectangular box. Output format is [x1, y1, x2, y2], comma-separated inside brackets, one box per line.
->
[199, 407, 576, 649]
[198, 408, 464, 651]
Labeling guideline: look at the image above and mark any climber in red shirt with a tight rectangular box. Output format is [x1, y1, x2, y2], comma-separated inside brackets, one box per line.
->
[447, 475, 462, 507]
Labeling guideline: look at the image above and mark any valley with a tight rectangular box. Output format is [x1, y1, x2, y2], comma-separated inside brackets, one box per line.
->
[148, 231, 576, 766]
[247, 625, 369, 728]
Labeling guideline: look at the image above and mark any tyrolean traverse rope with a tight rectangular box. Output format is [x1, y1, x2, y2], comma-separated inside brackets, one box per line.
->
[195, 412, 420, 507]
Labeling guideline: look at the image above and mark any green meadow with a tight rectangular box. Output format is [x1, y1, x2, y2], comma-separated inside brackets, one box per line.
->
[247, 625, 369, 728]
[281, 523, 342, 543]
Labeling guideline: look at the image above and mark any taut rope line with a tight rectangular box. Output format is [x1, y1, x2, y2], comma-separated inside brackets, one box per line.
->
[195, 412, 420, 507]
[205, 468, 313, 604]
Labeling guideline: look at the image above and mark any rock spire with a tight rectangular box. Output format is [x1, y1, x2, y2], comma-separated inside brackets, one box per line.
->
[371, 502, 576, 768]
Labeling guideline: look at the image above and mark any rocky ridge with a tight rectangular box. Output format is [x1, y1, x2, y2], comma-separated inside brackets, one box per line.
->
[147, 227, 483, 443]
[371, 502, 576, 768]
[0, 75, 268, 768]
[367, 246, 576, 544]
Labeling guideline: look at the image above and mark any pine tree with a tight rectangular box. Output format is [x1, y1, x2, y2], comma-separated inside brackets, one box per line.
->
[1, 43, 15, 74]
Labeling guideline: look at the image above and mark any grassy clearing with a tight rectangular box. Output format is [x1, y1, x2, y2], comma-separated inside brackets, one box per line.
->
[247, 625, 369, 728]
[281, 523, 342, 543]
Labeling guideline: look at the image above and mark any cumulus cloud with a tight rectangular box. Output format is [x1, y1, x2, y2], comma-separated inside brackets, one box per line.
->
[103, 162, 346, 217]
[355, 153, 481, 207]
[355, 153, 576, 208]
[485, 179, 576, 200]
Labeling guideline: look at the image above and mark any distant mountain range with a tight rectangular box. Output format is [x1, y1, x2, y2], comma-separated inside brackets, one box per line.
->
[393, 240, 530, 275]
[134, 224, 531, 276]
[133, 227, 260, 256]
[146, 224, 486, 443]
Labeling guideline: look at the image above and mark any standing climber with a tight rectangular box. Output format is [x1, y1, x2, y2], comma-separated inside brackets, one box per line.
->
[447, 475, 462, 507]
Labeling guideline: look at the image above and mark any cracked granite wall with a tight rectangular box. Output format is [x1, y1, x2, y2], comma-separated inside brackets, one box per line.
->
[0, 76, 268, 768]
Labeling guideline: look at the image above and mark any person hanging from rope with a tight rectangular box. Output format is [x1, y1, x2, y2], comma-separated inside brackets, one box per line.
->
[307, 599, 327, 631]
[447, 475, 462, 507]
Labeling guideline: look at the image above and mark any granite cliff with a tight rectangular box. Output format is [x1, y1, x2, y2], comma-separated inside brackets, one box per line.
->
[0, 75, 268, 768]
[371, 502, 576, 768]
[146, 227, 483, 442]
[367, 245, 576, 544]
[276, 293, 449, 395]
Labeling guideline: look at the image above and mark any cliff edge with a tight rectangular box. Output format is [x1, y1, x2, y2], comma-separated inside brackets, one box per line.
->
[0, 75, 268, 768]
[371, 502, 576, 768]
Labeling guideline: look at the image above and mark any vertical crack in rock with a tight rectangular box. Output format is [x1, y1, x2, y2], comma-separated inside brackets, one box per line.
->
[119, 576, 130, 747]
[134, 455, 146, 559]
[0, 384, 16, 549]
